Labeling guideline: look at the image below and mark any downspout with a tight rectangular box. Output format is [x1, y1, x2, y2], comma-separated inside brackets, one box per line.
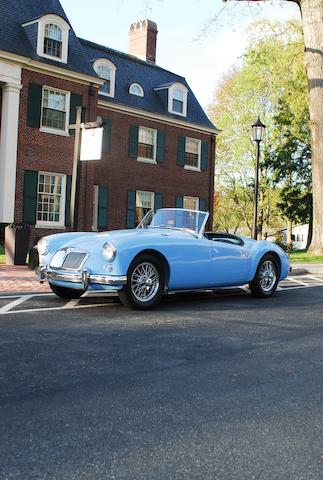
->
[208, 133, 216, 231]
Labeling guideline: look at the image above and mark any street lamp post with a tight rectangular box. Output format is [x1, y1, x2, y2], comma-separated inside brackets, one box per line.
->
[252, 117, 266, 240]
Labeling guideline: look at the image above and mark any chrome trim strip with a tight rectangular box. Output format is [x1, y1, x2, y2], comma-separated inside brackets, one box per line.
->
[45, 270, 127, 286]
[90, 275, 127, 285]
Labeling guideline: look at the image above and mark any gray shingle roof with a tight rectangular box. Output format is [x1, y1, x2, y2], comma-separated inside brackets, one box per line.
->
[0, 0, 97, 78]
[81, 39, 216, 130]
[0, 0, 216, 130]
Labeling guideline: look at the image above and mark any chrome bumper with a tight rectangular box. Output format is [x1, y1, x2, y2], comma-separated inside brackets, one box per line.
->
[39, 267, 127, 288]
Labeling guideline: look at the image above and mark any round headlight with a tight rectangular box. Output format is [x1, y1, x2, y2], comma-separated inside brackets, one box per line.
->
[37, 238, 49, 256]
[102, 242, 116, 261]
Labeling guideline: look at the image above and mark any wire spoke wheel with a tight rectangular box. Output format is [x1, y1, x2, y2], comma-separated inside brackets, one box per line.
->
[130, 262, 160, 303]
[249, 254, 279, 298]
[259, 260, 277, 292]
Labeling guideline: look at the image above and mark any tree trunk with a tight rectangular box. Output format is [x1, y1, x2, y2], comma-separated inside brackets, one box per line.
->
[306, 206, 313, 249]
[300, 0, 323, 253]
[286, 219, 293, 247]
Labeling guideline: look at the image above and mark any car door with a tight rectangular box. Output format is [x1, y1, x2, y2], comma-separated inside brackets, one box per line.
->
[208, 239, 250, 286]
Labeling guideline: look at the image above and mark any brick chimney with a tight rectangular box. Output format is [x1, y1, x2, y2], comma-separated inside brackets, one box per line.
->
[128, 20, 158, 64]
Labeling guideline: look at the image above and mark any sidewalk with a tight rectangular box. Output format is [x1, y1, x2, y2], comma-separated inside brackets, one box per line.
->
[0, 265, 50, 294]
[0, 262, 323, 295]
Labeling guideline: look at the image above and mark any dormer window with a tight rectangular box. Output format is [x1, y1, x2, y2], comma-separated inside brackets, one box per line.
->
[172, 88, 184, 113]
[129, 83, 144, 97]
[94, 59, 116, 98]
[168, 83, 188, 117]
[44, 24, 62, 58]
[32, 14, 70, 63]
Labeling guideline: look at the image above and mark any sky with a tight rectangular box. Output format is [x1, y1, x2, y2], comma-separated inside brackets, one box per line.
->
[60, 0, 300, 110]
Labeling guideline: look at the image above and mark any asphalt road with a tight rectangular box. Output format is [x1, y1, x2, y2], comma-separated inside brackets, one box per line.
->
[1, 286, 323, 480]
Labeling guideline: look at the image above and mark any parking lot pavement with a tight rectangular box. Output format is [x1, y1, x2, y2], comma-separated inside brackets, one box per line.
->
[1, 282, 323, 480]
[0, 274, 323, 315]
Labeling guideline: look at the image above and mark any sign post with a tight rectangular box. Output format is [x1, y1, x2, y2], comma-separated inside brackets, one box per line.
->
[70, 106, 82, 230]
[68, 109, 103, 231]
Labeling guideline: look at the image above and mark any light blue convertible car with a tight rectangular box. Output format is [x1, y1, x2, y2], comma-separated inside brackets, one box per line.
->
[38, 208, 290, 309]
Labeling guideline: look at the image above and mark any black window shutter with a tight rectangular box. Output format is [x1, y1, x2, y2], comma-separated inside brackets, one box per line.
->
[27, 83, 42, 128]
[129, 125, 139, 158]
[69, 93, 83, 126]
[177, 136, 186, 167]
[175, 195, 183, 208]
[102, 118, 112, 154]
[98, 186, 109, 230]
[65, 175, 72, 227]
[154, 192, 163, 210]
[201, 141, 209, 171]
[22, 170, 38, 224]
[126, 190, 136, 228]
[156, 131, 166, 164]
[199, 198, 207, 212]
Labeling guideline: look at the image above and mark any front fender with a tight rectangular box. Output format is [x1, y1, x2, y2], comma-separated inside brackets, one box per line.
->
[247, 242, 290, 282]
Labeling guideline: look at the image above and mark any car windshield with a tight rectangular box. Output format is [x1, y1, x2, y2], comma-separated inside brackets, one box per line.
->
[138, 208, 209, 236]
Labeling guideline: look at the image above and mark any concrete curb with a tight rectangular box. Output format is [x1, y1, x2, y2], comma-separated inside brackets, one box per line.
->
[289, 268, 310, 277]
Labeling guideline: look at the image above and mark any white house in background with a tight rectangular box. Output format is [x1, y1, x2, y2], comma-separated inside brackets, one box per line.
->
[289, 224, 309, 250]
[268, 224, 309, 250]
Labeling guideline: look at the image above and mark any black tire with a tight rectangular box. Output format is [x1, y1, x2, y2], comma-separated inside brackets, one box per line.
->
[249, 254, 279, 298]
[118, 254, 165, 310]
[49, 282, 85, 299]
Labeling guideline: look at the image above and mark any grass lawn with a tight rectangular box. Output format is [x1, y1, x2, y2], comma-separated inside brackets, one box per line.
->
[0, 245, 4, 264]
[289, 249, 323, 263]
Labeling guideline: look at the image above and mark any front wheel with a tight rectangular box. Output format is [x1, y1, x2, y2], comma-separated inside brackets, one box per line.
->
[118, 254, 165, 310]
[49, 282, 85, 299]
[249, 254, 279, 298]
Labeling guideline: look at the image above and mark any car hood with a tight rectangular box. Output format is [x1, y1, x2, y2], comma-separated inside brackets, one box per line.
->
[58, 228, 194, 250]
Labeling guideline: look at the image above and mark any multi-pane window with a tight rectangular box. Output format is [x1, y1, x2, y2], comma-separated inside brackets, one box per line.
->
[183, 196, 199, 211]
[41, 88, 67, 131]
[129, 83, 144, 97]
[44, 23, 62, 58]
[96, 64, 111, 95]
[185, 137, 201, 169]
[37, 173, 65, 226]
[136, 190, 155, 224]
[172, 88, 184, 114]
[138, 127, 156, 162]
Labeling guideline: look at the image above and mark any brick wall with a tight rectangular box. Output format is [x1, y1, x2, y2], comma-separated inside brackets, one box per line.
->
[95, 106, 215, 230]
[14, 68, 215, 245]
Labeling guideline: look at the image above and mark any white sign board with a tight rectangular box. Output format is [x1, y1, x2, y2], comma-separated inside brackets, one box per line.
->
[80, 127, 103, 161]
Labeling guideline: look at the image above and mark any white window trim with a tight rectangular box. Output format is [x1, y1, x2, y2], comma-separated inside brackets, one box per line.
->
[129, 83, 144, 97]
[137, 127, 157, 164]
[184, 137, 201, 172]
[183, 196, 199, 211]
[168, 82, 188, 117]
[36, 14, 70, 64]
[36, 172, 67, 228]
[39, 86, 70, 136]
[94, 59, 117, 98]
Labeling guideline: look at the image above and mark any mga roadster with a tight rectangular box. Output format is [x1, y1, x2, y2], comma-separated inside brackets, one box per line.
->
[37, 208, 290, 309]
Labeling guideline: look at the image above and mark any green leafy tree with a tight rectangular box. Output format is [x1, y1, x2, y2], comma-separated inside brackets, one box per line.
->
[222, 0, 323, 252]
[209, 20, 310, 239]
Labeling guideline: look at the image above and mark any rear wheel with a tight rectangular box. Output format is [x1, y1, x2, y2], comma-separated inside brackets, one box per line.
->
[118, 254, 165, 310]
[249, 254, 279, 298]
[49, 282, 85, 299]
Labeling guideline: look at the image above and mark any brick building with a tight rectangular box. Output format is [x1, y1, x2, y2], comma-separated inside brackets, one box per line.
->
[0, 0, 217, 247]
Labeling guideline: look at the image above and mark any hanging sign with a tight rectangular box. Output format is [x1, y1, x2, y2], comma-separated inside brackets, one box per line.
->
[80, 127, 103, 161]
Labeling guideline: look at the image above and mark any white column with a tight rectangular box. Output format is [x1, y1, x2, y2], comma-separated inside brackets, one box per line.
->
[0, 81, 22, 223]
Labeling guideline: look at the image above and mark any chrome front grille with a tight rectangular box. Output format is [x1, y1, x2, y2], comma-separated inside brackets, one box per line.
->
[49, 249, 88, 270]
[62, 252, 87, 270]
